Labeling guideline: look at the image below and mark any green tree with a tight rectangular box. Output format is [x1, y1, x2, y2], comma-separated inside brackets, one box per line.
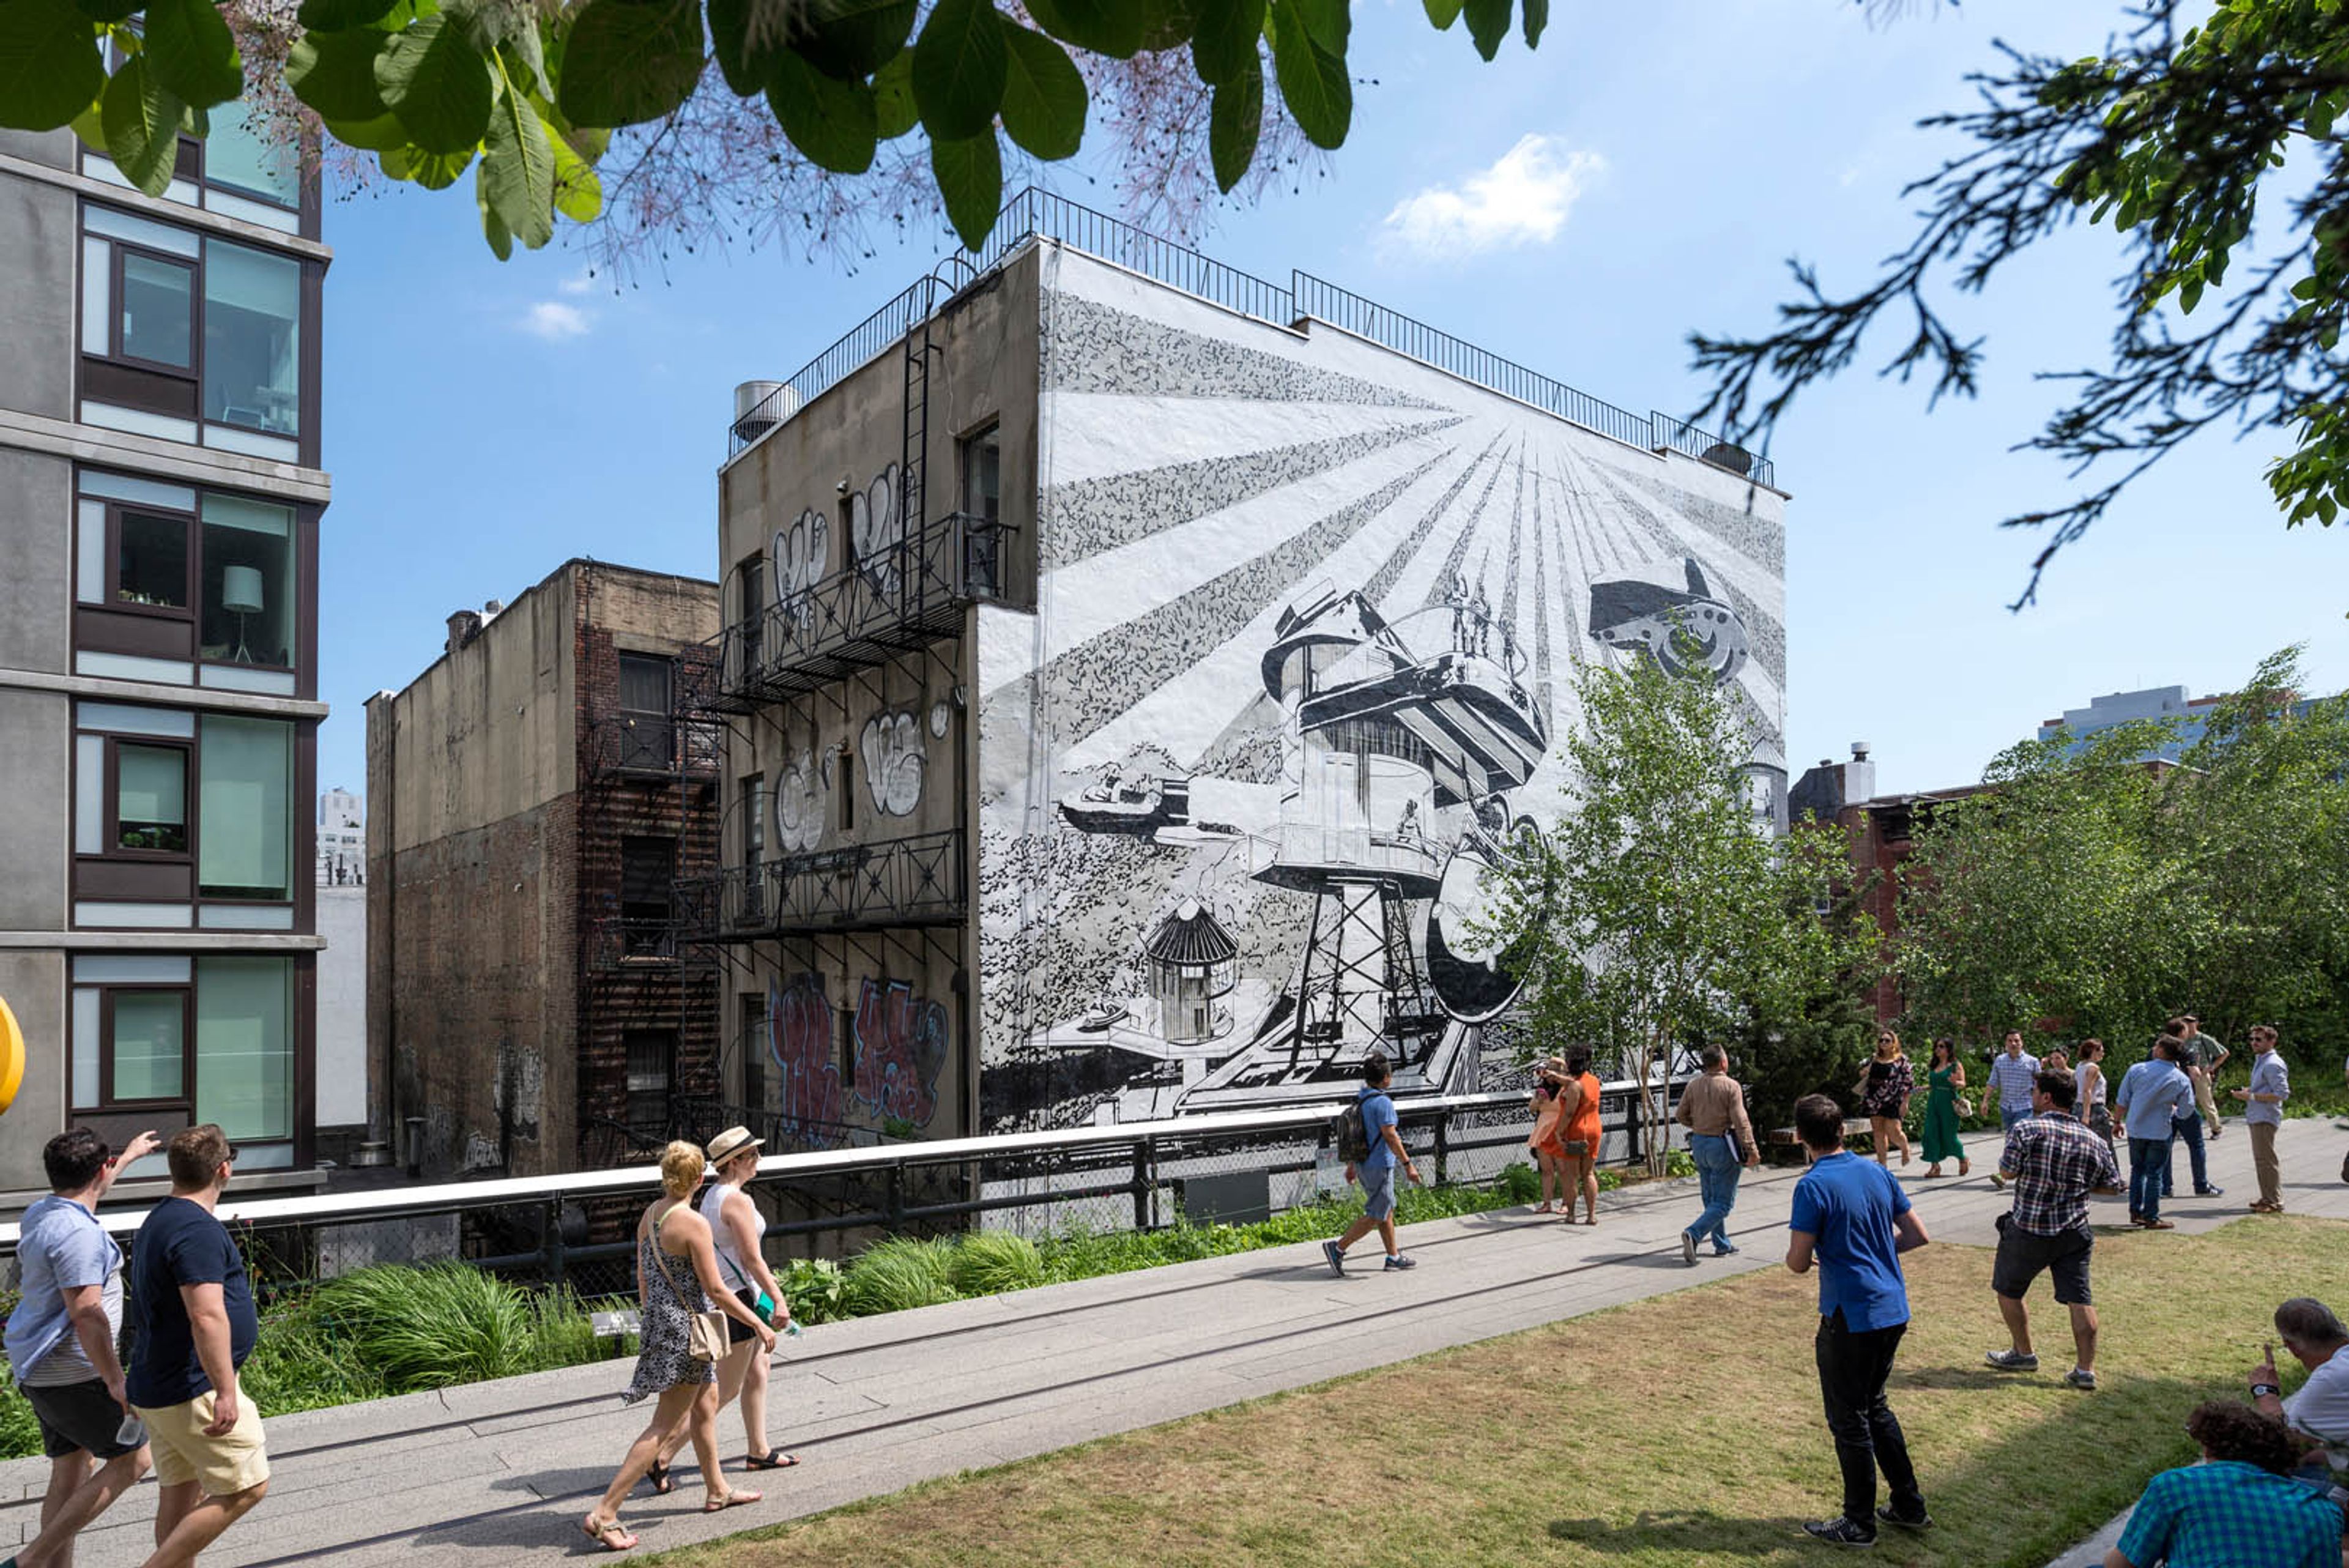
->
[0, 0, 1552, 261]
[1481, 651, 1877, 1174]
[1691, 1, 2349, 601]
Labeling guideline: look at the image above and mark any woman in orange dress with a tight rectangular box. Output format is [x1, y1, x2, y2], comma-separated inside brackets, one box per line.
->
[1556, 1046, 1605, 1225]
[1525, 1056, 1570, 1212]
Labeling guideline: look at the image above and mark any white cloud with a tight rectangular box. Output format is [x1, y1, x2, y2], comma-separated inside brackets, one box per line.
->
[520, 300, 592, 340]
[1380, 135, 1605, 259]
[557, 268, 596, 297]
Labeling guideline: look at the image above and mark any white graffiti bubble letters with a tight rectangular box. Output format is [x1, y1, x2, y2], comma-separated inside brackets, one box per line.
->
[859, 710, 926, 817]
[851, 463, 903, 593]
[774, 746, 828, 852]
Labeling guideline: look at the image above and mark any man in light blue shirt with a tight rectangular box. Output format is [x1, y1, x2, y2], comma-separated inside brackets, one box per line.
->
[2115, 1039, 2197, 1228]
[1985, 1031, 2041, 1184]
[2232, 1025, 2292, 1213]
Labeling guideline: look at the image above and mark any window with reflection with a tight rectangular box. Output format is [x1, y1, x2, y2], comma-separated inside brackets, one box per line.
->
[202, 240, 301, 437]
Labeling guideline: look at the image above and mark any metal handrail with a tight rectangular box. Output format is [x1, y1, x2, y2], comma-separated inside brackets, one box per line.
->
[673, 828, 966, 938]
[4, 1083, 1677, 1246]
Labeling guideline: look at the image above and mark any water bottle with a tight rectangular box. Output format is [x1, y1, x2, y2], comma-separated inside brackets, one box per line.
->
[782, 1318, 802, 1339]
[116, 1412, 146, 1447]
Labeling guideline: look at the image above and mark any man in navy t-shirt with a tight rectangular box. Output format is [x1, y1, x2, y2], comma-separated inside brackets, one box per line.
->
[1787, 1093, 1932, 1547]
[1321, 1053, 1423, 1274]
[127, 1124, 270, 1564]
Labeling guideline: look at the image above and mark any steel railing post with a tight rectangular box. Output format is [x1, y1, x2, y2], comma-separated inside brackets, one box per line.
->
[541, 1196, 566, 1288]
[1133, 1137, 1154, 1231]
[1433, 1113, 1450, 1187]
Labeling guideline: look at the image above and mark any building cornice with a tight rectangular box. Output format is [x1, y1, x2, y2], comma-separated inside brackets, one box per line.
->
[0, 149, 332, 263]
[0, 406, 330, 506]
[0, 665, 329, 721]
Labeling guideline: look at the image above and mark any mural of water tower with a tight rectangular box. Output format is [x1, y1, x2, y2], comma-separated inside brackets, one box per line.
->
[1143, 901, 1238, 1045]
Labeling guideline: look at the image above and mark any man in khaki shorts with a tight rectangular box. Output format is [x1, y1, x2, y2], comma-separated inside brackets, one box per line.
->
[127, 1126, 268, 1567]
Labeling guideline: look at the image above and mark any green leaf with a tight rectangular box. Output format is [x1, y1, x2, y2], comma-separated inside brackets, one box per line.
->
[1290, 0, 1347, 54]
[477, 174, 513, 258]
[1420, 0, 1463, 26]
[1192, 0, 1263, 87]
[99, 54, 185, 193]
[375, 12, 493, 152]
[0, 0, 106, 132]
[144, 0, 245, 108]
[322, 110, 409, 149]
[930, 128, 1001, 251]
[999, 23, 1082, 161]
[68, 100, 103, 149]
[299, 0, 400, 28]
[871, 49, 916, 138]
[766, 47, 877, 174]
[480, 70, 554, 248]
[1461, 0, 1508, 60]
[1267, 0, 1347, 149]
[1022, 0, 1142, 60]
[1209, 57, 1260, 193]
[545, 111, 602, 219]
[556, 0, 705, 128]
[380, 141, 472, 187]
[706, 0, 775, 96]
[72, 0, 142, 23]
[1521, 0, 1546, 47]
[789, 0, 918, 80]
[911, 0, 1004, 144]
[288, 31, 390, 122]
[1137, 0, 1200, 51]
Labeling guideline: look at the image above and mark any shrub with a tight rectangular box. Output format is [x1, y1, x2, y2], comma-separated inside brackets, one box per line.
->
[781, 1257, 847, 1323]
[842, 1238, 959, 1317]
[310, 1263, 536, 1391]
[0, 1375, 44, 1461]
[240, 1295, 390, 1413]
[525, 1284, 608, 1372]
[1495, 1162, 1540, 1203]
[949, 1232, 1046, 1296]
[1664, 1148, 1698, 1178]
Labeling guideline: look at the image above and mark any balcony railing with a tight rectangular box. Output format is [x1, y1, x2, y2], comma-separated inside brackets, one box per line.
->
[702, 515, 1003, 712]
[584, 916, 688, 970]
[582, 712, 723, 779]
[675, 828, 966, 940]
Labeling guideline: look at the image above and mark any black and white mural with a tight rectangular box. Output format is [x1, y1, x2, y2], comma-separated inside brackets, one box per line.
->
[976, 247, 1788, 1130]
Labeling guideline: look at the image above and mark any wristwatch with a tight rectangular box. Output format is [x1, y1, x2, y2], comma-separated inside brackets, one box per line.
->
[2252, 1382, 2282, 1399]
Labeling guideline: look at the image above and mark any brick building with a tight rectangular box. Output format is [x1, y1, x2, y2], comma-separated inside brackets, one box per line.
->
[365, 560, 720, 1178]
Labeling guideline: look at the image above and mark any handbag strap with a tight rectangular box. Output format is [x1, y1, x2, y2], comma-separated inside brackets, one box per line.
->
[647, 1202, 696, 1303]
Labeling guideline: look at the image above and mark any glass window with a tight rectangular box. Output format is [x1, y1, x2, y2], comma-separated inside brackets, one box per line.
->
[202, 240, 300, 436]
[621, 836, 673, 927]
[119, 251, 195, 368]
[116, 743, 188, 854]
[625, 1031, 674, 1134]
[111, 991, 187, 1100]
[117, 508, 189, 609]
[617, 653, 670, 715]
[740, 774, 763, 868]
[204, 98, 299, 208]
[962, 425, 1001, 522]
[198, 715, 291, 900]
[199, 494, 294, 666]
[195, 957, 291, 1140]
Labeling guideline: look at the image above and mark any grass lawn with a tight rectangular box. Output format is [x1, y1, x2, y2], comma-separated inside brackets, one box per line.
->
[645, 1216, 2345, 1568]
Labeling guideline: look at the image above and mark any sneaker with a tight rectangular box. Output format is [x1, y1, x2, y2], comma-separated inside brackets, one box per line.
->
[1984, 1348, 2039, 1373]
[1321, 1239, 1345, 1277]
[2141, 1218, 2175, 1230]
[1681, 1232, 1699, 1267]
[1874, 1503, 1933, 1531]
[1801, 1516, 1877, 1547]
[2195, 1185, 2224, 1197]
[2065, 1367, 2097, 1391]
[1383, 1253, 1416, 1271]
[1713, 1241, 1741, 1257]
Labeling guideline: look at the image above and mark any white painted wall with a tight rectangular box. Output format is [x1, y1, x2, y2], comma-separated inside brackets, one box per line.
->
[316, 883, 366, 1128]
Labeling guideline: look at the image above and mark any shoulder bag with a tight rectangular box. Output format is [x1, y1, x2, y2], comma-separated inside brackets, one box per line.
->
[650, 1204, 731, 1364]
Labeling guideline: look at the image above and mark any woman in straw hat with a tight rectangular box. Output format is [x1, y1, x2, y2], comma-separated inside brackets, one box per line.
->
[646, 1126, 797, 1488]
[581, 1140, 775, 1552]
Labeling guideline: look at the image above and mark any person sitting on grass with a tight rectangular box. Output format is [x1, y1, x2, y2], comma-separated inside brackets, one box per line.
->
[2251, 1299, 2349, 1501]
[2103, 1400, 2345, 1568]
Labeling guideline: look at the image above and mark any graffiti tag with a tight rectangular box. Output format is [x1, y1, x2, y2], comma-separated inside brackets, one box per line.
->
[859, 711, 926, 817]
[850, 978, 948, 1126]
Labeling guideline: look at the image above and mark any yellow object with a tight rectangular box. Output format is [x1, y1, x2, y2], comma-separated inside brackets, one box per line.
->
[0, 994, 23, 1116]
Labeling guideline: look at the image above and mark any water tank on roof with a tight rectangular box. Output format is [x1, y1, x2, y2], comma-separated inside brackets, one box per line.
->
[732, 380, 797, 447]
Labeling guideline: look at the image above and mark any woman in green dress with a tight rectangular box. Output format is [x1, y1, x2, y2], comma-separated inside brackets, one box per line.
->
[1921, 1038, 1970, 1178]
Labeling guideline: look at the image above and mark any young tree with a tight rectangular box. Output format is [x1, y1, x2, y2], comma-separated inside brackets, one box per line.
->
[1482, 651, 1877, 1175]
[0, 0, 1551, 262]
[1691, 1, 2349, 601]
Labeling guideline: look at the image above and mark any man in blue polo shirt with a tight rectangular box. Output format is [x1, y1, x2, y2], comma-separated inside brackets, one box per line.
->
[2115, 1037, 2197, 1229]
[1787, 1093, 1932, 1547]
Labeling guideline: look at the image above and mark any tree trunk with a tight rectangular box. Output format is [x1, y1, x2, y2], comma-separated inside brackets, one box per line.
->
[1641, 1021, 1671, 1179]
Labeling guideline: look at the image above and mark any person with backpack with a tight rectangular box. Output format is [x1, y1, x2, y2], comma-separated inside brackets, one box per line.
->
[1321, 1053, 1423, 1274]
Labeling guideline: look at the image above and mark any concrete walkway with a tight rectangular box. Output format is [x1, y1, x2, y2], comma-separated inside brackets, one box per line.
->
[6, 1117, 2345, 1567]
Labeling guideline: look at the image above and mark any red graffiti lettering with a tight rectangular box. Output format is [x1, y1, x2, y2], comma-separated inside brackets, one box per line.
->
[850, 979, 948, 1126]
[770, 975, 842, 1146]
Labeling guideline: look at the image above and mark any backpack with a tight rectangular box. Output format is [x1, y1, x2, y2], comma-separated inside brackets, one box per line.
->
[1332, 1091, 1374, 1164]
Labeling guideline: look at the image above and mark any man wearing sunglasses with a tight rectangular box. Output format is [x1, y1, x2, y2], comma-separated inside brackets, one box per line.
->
[127, 1126, 270, 1567]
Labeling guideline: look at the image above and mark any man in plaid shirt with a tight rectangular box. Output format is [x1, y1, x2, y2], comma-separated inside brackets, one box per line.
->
[1984, 1068, 2121, 1390]
[2104, 1400, 2345, 1568]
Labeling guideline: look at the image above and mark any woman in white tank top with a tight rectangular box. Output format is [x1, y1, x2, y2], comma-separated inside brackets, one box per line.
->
[647, 1127, 796, 1488]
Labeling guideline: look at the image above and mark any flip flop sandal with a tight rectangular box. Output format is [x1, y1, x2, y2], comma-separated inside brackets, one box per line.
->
[704, 1488, 763, 1512]
[744, 1451, 802, 1470]
[582, 1516, 639, 1552]
[644, 1460, 674, 1496]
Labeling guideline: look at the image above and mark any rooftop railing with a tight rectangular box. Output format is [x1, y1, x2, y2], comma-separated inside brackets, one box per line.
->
[724, 188, 1776, 490]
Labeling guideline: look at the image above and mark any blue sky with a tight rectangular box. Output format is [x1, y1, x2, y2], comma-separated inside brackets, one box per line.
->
[313, 0, 2347, 808]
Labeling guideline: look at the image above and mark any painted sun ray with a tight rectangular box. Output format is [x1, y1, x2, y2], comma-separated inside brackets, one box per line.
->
[1045, 395, 1464, 487]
